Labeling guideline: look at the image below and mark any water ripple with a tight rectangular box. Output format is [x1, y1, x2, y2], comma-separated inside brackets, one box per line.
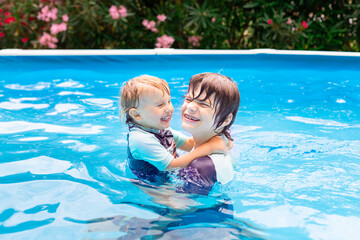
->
[0, 121, 105, 134]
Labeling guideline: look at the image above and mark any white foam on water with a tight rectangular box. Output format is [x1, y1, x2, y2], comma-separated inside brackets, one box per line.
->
[58, 91, 93, 96]
[9, 97, 40, 103]
[55, 103, 80, 112]
[235, 204, 319, 228]
[83, 113, 101, 117]
[286, 116, 358, 128]
[61, 140, 98, 152]
[336, 98, 346, 103]
[0, 156, 73, 176]
[18, 137, 49, 141]
[306, 214, 360, 240]
[0, 156, 94, 184]
[231, 125, 262, 134]
[0, 97, 49, 110]
[236, 204, 360, 239]
[0, 180, 158, 226]
[0, 101, 49, 110]
[0, 121, 105, 134]
[115, 139, 127, 145]
[5, 82, 51, 91]
[105, 83, 119, 87]
[55, 79, 84, 88]
[82, 98, 113, 107]
[46, 103, 83, 115]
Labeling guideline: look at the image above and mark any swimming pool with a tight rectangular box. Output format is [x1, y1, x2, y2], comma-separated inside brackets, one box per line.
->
[0, 49, 360, 239]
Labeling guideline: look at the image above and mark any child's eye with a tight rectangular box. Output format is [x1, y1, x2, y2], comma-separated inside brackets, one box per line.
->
[157, 103, 164, 107]
[185, 97, 192, 102]
[200, 102, 210, 107]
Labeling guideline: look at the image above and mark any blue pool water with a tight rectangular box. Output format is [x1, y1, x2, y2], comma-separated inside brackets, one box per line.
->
[0, 53, 360, 239]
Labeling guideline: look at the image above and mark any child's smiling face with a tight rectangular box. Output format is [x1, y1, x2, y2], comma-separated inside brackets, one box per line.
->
[135, 86, 174, 130]
[181, 87, 217, 137]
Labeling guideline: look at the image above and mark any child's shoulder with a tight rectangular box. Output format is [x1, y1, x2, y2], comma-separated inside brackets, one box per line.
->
[209, 152, 234, 185]
[129, 127, 155, 139]
[128, 127, 160, 147]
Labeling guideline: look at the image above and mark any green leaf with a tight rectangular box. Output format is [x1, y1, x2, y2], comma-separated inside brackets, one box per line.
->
[243, 2, 259, 8]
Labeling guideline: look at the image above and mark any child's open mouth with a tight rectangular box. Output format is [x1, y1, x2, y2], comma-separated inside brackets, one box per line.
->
[184, 113, 200, 122]
[161, 116, 171, 122]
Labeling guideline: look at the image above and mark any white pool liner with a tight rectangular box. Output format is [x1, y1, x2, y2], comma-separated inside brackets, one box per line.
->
[1, 48, 360, 56]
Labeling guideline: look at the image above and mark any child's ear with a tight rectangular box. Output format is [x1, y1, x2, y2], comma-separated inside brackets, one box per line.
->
[129, 108, 142, 121]
[221, 113, 233, 127]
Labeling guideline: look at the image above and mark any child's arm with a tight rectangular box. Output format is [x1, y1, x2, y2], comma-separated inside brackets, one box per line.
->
[179, 136, 233, 152]
[167, 136, 228, 169]
[178, 137, 194, 152]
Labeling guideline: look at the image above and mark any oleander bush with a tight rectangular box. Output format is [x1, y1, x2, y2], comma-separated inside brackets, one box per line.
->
[0, 0, 359, 51]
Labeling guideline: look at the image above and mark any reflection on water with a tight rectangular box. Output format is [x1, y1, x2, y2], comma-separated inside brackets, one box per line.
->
[1, 56, 360, 239]
[84, 181, 265, 240]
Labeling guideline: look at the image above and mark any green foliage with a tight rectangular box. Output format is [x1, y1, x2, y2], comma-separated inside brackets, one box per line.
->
[0, 0, 359, 51]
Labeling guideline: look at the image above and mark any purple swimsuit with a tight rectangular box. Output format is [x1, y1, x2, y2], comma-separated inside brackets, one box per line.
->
[178, 156, 217, 195]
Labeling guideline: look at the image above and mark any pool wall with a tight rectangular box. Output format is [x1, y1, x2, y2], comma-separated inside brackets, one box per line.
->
[1, 49, 360, 74]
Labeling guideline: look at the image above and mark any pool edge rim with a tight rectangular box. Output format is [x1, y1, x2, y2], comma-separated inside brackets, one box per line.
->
[1, 48, 360, 57]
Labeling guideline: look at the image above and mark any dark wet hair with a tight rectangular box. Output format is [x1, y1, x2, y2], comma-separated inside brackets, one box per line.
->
[187, 72, 240, 140]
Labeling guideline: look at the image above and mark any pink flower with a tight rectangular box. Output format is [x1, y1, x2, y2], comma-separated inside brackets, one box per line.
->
[21, 37, 28, 43]
[5, 11, 10, 16]
[109, 5, 120, 19]
[142, 19, 148, 26]
[211, 17, 216, 23]
[0, 32, 4, 38]
[62, 14, 69, 22]
[39, 32, 58, 48]
[142, 19, 158, 32]
[155, 35, 175, 48]
[302, 21, 308, 29]
[188, 35, 203, 47]
[267, 19, 272, 24]
[59, 22, 67, 30]
[157, 14, 166, 22]
[50, 24, 59, 35]
[37, 6, 58, 22]
[286, 18, 292, 25]
[50, 22, 67, 35]
[109, 5, 127, 19]
[118, 5, 127, 18]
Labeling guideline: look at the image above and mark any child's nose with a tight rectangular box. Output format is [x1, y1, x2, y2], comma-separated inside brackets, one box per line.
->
[165, 103, 173, 112]
[187, 102, 197, 113]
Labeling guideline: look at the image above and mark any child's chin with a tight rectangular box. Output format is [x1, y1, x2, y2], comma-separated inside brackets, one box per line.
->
[160, 122, 170, 129]
[181, 123, 194, 133]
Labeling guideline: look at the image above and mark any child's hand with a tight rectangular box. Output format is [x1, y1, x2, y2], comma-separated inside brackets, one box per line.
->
[205, 136, 228, 154]
[227, 140, 233, 150]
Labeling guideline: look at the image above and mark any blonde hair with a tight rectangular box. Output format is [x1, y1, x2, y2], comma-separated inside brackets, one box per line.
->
[120, 75, 170, 124]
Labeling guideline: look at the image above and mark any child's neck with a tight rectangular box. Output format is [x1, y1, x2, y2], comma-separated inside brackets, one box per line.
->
[193, 132, 218, 149]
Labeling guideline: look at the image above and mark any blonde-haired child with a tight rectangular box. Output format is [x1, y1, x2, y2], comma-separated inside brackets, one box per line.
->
[120, 75, 227, 182]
